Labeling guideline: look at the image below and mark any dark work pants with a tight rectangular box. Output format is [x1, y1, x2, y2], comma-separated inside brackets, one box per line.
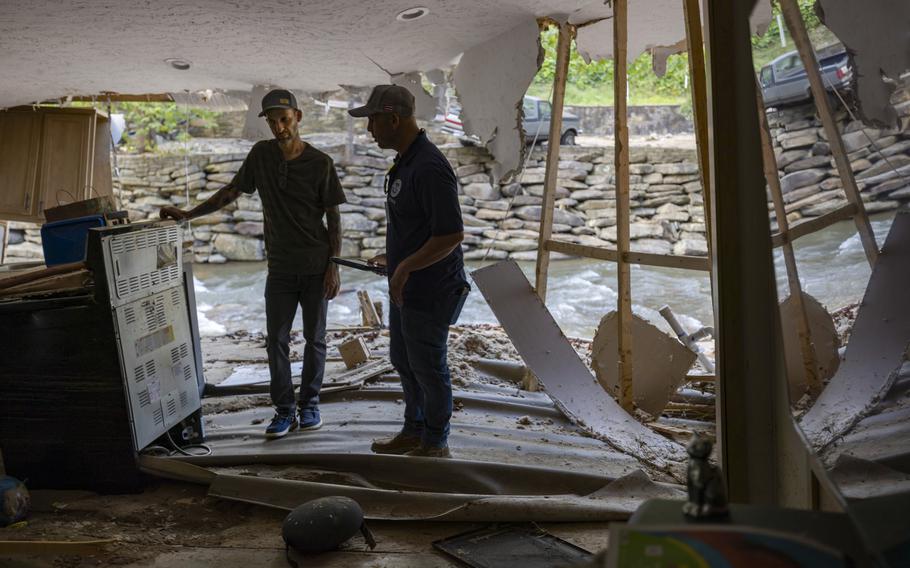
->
[389, 290, 467, 448]
[265, 272, 328, 414]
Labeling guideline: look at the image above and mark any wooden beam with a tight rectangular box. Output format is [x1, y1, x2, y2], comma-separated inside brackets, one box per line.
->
[683, 0, 713, 255]
[544, 239, 711, 271]
[613, 0, 634, 413]
[771, 203, 857, 247]
[533, 22, 574, 302]
[624, 250, 710, 271]
[706, 0, 795, 506]
[755, 80, 821, 395]
[779, 0, 878, 268]
[544, 239, 619, 262]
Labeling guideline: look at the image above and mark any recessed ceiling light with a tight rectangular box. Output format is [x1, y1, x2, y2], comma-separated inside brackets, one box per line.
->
[164, 58, 191, 71]
[396, 6, 429, 21]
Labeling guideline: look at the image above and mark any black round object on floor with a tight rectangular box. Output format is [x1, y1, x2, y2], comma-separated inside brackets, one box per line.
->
[282, 496, 368, 554]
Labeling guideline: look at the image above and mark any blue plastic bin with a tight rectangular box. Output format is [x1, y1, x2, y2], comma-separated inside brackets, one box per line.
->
[40, 214, 105, 266]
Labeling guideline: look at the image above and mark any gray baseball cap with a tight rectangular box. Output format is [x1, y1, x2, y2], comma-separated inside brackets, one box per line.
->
[258, 89, 298, 117]
[348, 85, 415, 118]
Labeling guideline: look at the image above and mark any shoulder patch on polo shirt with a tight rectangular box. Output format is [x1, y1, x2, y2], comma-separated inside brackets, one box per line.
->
[390, 178, 402, 197]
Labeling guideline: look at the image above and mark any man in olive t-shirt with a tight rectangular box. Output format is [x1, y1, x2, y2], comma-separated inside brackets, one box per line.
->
[161, 89, 346, 438]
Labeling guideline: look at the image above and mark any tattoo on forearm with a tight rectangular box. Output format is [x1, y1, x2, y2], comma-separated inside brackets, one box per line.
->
[189, 183, 241, 219]
[326, 207, 342, 256]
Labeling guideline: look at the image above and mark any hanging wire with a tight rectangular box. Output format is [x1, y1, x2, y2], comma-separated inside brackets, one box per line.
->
[821, 71, 910, 187]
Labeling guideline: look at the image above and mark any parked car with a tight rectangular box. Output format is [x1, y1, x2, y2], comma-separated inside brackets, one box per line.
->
[440, 96, 582, 145]
[759, 44, 853, 108]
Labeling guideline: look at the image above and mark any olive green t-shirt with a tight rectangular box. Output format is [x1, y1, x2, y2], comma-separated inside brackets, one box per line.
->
[231, 140, 346, 275]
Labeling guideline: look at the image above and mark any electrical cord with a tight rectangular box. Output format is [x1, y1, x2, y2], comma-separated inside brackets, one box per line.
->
[140, 430, 213, 457]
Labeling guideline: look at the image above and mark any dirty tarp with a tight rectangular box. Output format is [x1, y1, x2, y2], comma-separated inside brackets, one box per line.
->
[141, 378, 685, 522]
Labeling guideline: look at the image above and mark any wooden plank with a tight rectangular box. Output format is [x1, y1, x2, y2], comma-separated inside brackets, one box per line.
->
[544, 239, 619, 262]
[755, 80, 821, 395]
[683, 0, 713, 256]
[533, 21, 573, 302]
[624, 250, 710, 271]
[613, 0, 634, 413]
[779, 0, 878, 268]
[357, 289, 381, 329]
[0, 269, 91, 297]
[544, 239, 710, 271]
[771, 202, 857, 247]
[0, 261, 86, 290]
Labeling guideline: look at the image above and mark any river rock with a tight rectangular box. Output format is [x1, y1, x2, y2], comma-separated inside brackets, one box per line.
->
[212, 234, 265, 261]
[234, 222, 264, 237]
[857, 154, 910, 179]
[342, 213, 378, 232]
[783, 155, 831, 173]
[461, 182, 500, 201]
[840, 129, 880, 153]
[654, 162, 698, 175]
[780, 169, 827, 194]
[631, 239, 673, 255]
[674, 238, 709, 256]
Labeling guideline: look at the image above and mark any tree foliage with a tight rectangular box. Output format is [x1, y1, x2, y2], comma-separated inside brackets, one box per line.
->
[532, 0, 826, 106]
[115, 102, 219, 152]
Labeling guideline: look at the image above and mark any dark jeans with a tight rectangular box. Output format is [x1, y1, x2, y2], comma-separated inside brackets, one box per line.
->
[265, 272, 328, 414]
[389, 289, 468, 448]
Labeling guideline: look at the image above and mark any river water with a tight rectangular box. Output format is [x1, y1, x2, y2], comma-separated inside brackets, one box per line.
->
[191, 213, 896, 340]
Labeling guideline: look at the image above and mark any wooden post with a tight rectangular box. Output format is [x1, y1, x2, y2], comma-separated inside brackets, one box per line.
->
[706, 0, 814, 508]
[534, 21, 573, 301]
[683, 0, 713, 254]
[0, 221, 9, 265]
[779, 0, 878, 268]
[614, 0, 634, 413]
[357, 290, 381, 329]
[755, 80, 822, 396]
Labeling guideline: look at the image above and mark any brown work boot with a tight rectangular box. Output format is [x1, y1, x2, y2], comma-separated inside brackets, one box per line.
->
[405, 445, 452, 458]
[370, 433, 422, 455]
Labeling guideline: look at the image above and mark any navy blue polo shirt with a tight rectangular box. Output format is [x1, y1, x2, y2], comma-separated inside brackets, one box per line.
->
[385, 131, 468, 309]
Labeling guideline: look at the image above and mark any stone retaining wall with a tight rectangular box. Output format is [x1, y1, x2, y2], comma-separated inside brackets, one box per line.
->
[6, 89, 910, 264]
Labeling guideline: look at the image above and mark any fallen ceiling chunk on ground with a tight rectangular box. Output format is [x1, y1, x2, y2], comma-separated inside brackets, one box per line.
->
[818, 0, 910, 128]
[779, 292, 840, 402]
[591, 311, 696, 417]
[390, 72, 436, 121]
[471, 260, 687, 475]
[453, 18, 541, 182]
[799, 211, 910, 451]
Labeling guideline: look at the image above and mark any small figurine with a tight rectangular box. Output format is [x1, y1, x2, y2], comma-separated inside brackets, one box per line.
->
[682, 434, 729, 519]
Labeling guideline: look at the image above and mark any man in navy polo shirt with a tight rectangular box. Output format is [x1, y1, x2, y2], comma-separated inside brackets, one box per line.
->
[349, 85, 469, 458]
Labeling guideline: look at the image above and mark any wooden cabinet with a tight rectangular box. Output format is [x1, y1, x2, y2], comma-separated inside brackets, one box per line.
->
[0, 107, 112, 223]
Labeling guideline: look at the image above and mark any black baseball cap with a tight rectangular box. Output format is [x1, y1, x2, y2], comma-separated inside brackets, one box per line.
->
[348, 85, 415, 118]
[258, 89, 298, 117]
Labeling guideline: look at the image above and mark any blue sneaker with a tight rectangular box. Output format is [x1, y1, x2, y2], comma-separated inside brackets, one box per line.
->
[265, 411, 298, 439]
[298, 407, 323, 431]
